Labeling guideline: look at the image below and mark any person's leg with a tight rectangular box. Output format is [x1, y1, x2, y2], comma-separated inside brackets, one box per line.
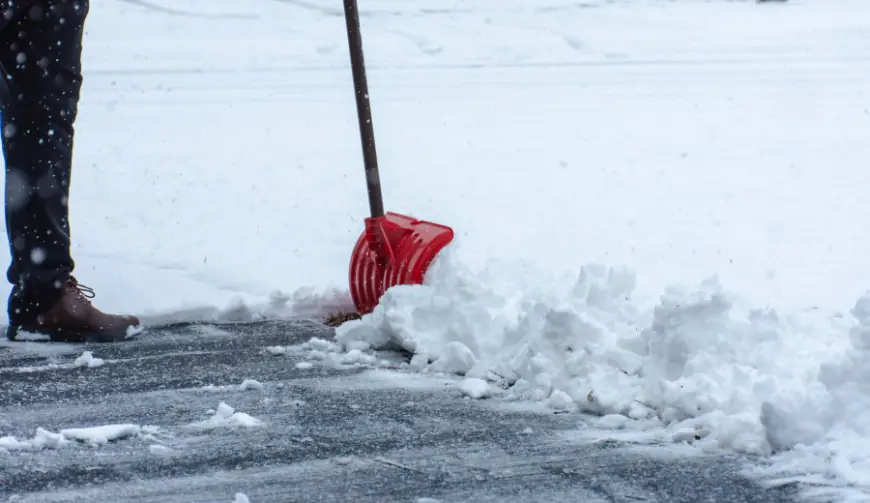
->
[1, 1, 80, 326]
[1, 1, 139, 341]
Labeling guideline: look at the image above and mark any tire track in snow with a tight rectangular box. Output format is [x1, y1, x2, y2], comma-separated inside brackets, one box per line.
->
[270, 0, 341, 16]
[81, 53, 870, 77]
[115, 0, 259, 19]
[270, 0, 472, 18]
[381, 28, 444, 56]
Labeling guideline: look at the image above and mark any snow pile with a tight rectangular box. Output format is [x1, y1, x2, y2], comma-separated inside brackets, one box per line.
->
[0, 423, 156, 452]
[748, 294, 870, 498]
[188, 402, 264, 430]
[335, 248, 870, 491]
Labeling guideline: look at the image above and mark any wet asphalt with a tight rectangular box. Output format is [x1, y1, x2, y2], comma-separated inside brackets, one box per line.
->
[0, 320, 802, 502]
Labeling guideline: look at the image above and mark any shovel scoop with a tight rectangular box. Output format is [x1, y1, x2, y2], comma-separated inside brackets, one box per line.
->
[350, 213, 453, 315]
[343, 0, 454, 315]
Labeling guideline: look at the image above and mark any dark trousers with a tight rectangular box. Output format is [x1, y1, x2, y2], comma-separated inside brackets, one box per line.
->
[0, 0, 88, 325]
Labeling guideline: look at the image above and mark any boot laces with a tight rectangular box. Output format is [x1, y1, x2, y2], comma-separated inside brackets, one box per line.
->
[66, 277, 95, 300]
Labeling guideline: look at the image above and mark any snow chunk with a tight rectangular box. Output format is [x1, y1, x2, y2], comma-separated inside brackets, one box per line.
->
[305, 337, 341, 353]
[265, 346, 287, 355]
[233, 493, 251, 503]
[340, 349, 377, 366]
[0, 427, 68, 451]
[239, 379, 264, 391]
[60, 424, 141, 446]
[546, 390, 575, 411]
[190, 402, 264, 430]
[73, 351, 104, 368]
[457, 378, 493, 399]
[431, 341, 477, 375]
[1, 423, 156, 452]
[201, 379, 265, 392]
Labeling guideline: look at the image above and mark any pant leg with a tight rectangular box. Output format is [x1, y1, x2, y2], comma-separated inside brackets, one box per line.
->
[0, 0, 89, 325]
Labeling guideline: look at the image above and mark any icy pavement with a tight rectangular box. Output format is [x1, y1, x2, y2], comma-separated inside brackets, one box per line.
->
[0, 321, 798, 503]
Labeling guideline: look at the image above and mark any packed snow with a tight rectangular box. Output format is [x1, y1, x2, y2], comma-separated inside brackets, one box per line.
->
[1, 0, 869, 500]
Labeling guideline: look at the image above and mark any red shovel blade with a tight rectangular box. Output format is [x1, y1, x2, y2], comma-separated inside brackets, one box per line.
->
[349, 212, 454, 315]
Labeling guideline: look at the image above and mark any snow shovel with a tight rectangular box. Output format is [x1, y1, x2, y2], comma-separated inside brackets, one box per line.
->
[342, 0, 454, 315]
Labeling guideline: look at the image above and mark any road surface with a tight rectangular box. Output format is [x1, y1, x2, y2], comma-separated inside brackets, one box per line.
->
[1, 321, 800, 502]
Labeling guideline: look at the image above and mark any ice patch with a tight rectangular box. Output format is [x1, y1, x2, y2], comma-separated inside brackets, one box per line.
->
[233, 493, 251, 503]
[149, 444, 176, 456]
[334, 249, 870, 494]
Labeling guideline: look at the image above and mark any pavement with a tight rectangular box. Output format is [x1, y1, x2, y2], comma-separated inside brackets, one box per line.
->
[0, 320, 803, 503]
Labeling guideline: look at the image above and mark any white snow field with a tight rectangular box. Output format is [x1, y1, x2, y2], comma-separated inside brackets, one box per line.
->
[3, 0, 870, 500]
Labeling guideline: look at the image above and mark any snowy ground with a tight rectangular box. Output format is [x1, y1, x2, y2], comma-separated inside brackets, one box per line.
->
[2, 0, 870, 500]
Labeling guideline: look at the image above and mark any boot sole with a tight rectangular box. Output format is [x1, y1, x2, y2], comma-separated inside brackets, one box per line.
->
[5, 324, 138, 343]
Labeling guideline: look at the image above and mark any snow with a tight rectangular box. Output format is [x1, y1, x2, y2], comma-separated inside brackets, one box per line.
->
[458, 378, 495, 399]
[199, 379, 265, 392]
[60, 424, 143, 446]
[2, 0, 869, 499]
[0, 428, 68, 452]
[335, 256, 856, 454]
[238, 379, 265, 392]
[73, 351, 105, 368]
[188, 402, 264, 430]
[0, 424, 154, 452]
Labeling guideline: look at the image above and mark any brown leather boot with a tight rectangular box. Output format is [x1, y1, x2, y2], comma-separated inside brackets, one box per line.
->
[12, 277, 141, 343]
